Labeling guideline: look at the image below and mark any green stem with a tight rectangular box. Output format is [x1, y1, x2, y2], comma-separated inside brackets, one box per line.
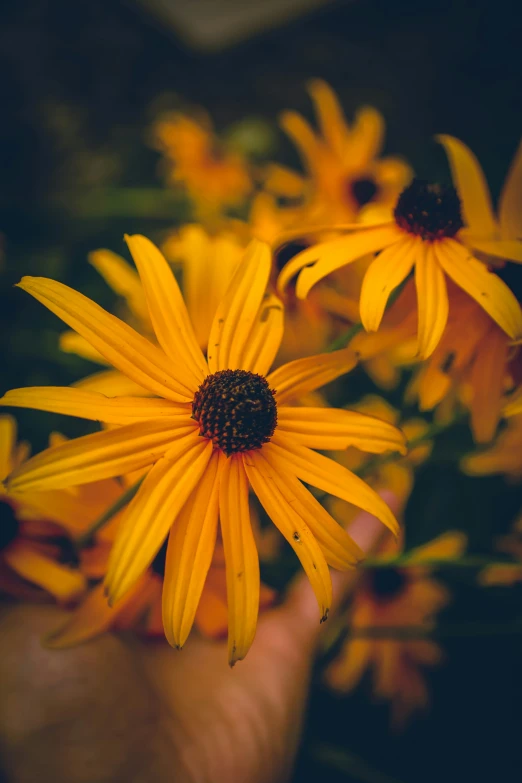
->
[312, 743, 407, 783]
[75, 477, 144, 548]
[364, 556, 522, 569]
[343, 622, 522, 639]
[68, 188, 187, 218]
[326, 321, 364, 352]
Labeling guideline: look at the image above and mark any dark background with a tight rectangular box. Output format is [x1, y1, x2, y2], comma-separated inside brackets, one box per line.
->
[1, 1, 522, 780]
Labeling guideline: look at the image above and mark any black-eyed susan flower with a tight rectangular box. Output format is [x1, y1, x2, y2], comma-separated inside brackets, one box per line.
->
[326, 532, 465, 727]
[1, 236, 406, 664]
[278, 159, 522, 359]
[265, 79, 412, 224]
[462, 406, 522, 478]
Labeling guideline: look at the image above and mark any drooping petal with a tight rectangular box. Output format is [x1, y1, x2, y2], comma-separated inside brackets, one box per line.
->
[267, 348, 358, 405]
[207, 239, 271, 373]
[469, 326, 508, 443]
[279, 110, 319, 168]
[359, 237, 418, 332]
[88, 249, 152, 328]
[17, 277, 194, 401]
[415, 243, 449, 358]
[349, 106, 385, 166]
[0, 415, 16, 479]
[239, 293, 284, 376]
[219, 454, 260, 666]
[277, 225, 401, 297]
[251, 453, 363, 569]
[436, 135, 497, 237]
[307, 79, 353, 159]
[73, 369, 151, 397]
[405, 531, 467, 564]
[162, 451, 220, 649]
[4, 540, 86, 602]
[244, 454, 332, 622]
[6, 420, 195, 492]
[263, 435, 400, 537]
[277, 406, 407, 453]
[468, 238, 522, 264]
[498, 139, 522, 240]
[436, 240, 522, 339]
[105, 433, 213, 604]
[0, 387, 191, 425]
[125, 235, 207, 384]
[59, 331, 108, 365]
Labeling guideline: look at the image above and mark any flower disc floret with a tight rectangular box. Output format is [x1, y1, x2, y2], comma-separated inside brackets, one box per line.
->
[394, 179, 463, 241]
[192, 369, 277, 456]
[369, 566, 407, 601]
[349, 176, 379, 207]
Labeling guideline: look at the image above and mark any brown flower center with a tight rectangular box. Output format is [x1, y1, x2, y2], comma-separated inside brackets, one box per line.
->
[394, 179, 463, 241]
[349, 176, 379, 207]
[369, 567, 407, 601]
[192, 369, 277, 456]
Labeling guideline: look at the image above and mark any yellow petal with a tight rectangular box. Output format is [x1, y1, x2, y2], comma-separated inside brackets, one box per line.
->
[503, 390, 522, 417]
[498, 139, 522, 240]
[468, 238, 522, 264]
[436, 134, 497, 237]
[105, 433, 213, 604]
[279, 110, 319, 168]
[267, 348, 358, 405]
[88, 249, 152, 328]
[263, 163, 306, 197]
[0, 414, 16, 480]
[6, 420, 195, 492]
[359, 237, 418, 332]
[307, 79, 352, 159]
[251, 454, 363, 569]
[277, 406, 407, 454]
[239, 293, 284, 375]
[4, 540, 86, 602]
[244, 454, 332, 622]
[349, 106, 385, 166]
[207, 239, 272, 373]
[125, 235, 207, 384]
[264, 435, 400, 537]
[59, 331, 108, 365]
[17, 276, 194, 401]
[73, 369, 151, 397]
[406, 531, 467, 563]
[469, 327, 507, 443]
[415, 243, 449, 359]
[436, 240, 522, 339]
[219, 454, 260, 665]
[0, 387, 191, 425]
[162, 451, 220, 649]
[277, 225, 400, 297]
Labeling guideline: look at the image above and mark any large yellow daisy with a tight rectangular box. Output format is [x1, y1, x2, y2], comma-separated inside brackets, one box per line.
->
[1, 236, 406, 664]
[278, 138, 522, 359]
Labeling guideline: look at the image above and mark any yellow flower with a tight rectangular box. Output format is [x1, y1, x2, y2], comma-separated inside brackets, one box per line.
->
[326, 532, 465, 727]
[151, 111, 252, 218]
[278, 139, 522, 359]
[1, 236, 406, 664]
[265, 79, 412, 224]
[461, 407, 522, 478]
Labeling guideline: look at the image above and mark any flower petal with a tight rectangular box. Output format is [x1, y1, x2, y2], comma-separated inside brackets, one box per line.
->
[4, 540, 86, 602]
[125, 235, 207, 384]
[0, 415, 16, 480]
[105, 433, 213, 604]
[264, 435, 400, 537]
[244, 454, 332, 622]
[267, 348, 358, 405]
[498, 139, 522, 240]
[279, 110, 319, 168]
[162, 451, 220, 649]
[0, 387, 191, 425]
[436, 134, 497, 237]
[277, 406, 407, 453]
[250, 453, 363, 569]
[59, 331, 107, 364]
[468, 238, 522, 264]
[469, 326, 508, 443]
[6, 420, 195, 492]
[359, 237, 418, 332]
[207, 239, 271, 373]
[436, 240, 522, 339]
[415, 243, 449, 358]
[219, 454, 260, 666]
[307, 79, 354, 159]
[239, 293, 284, 376]
[17, 276, 194, 401]
[73, 370, 151, 397]
[277, 225, 400, 297]
[89, 248, 152, 328]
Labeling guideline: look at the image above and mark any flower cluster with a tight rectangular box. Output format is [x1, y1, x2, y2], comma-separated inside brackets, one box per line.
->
[1, 80, 521, 725]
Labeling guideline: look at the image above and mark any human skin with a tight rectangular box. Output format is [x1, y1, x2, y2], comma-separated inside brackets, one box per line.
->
[0, 498, 394, 783]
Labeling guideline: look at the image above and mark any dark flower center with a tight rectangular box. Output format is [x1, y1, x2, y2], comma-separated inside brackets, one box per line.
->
[350, 177, 379, 207]
[0, 498, 20, 552]
[369, 567, 407, 601]
[192, 369, 277, 456]
[394, 179, 463, 241]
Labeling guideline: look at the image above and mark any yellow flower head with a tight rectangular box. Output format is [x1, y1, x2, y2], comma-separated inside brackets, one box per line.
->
[1, 236, 406, 664]
[278, 136, 522, 359]
[265, 79, 412, 224]
[152, 111, 253, 218]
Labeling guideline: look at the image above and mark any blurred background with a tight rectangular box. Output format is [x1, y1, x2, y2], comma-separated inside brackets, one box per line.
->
[1, 0, 522, 780]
